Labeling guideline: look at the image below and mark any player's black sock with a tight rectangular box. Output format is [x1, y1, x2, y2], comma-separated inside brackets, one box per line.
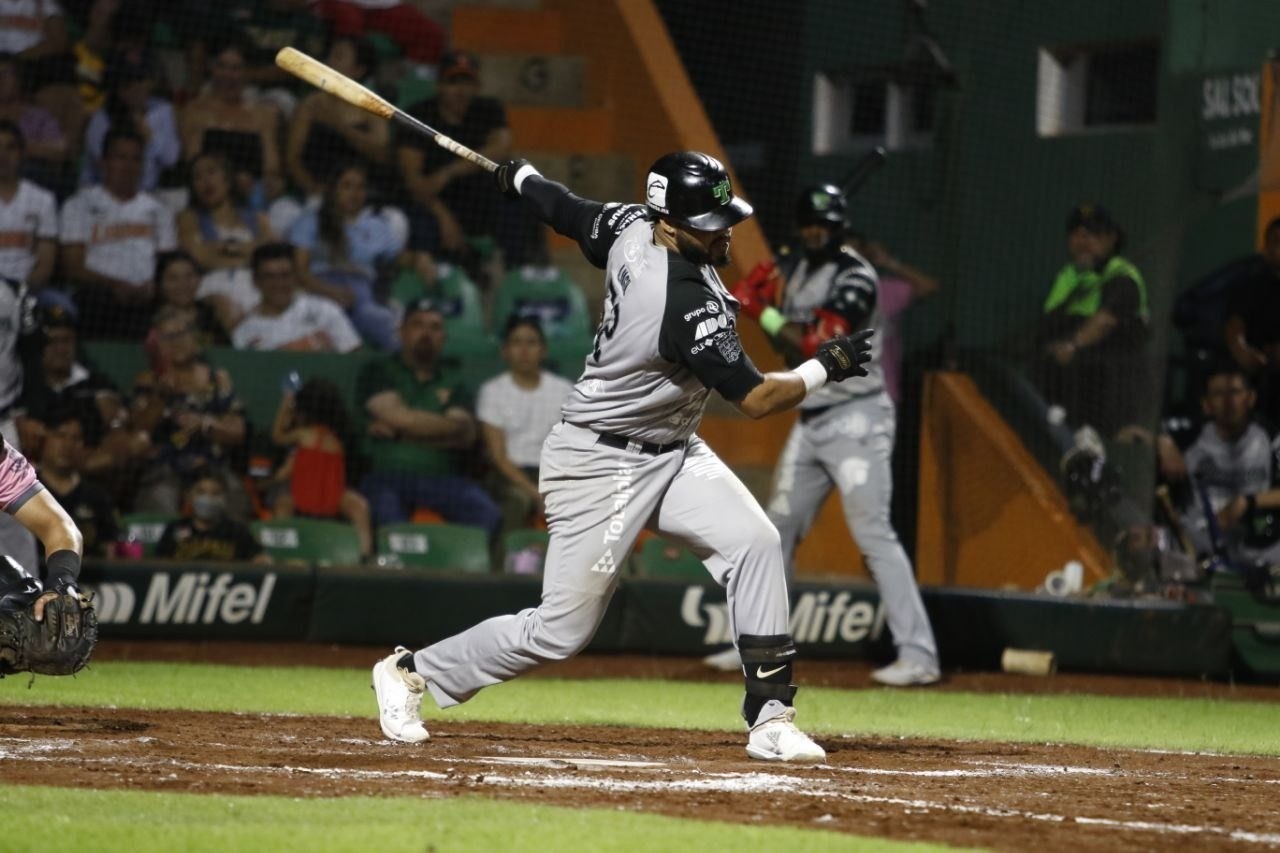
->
[397, 652, 417, 674]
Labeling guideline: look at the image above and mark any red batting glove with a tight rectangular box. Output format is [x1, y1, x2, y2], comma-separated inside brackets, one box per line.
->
[730, 261, 779, 320]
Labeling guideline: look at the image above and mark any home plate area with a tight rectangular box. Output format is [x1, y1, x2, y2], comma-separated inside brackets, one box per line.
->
[2, 707, 1279, 850]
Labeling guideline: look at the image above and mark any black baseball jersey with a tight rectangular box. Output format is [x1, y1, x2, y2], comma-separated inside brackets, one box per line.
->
[520, 176, 764, 443]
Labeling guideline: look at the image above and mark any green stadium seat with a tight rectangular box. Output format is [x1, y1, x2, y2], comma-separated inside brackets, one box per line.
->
[389, 262, 485, 332]
[377, 522, 490, 573]
[396, 69, 435, 110]
[118, 513, 175, 558]
[492, 265, 591, 339]
[502, 527, 550, 574]
[82, 341, 150, 394]
[252, 518, 363, 566]
[205, 348, 377, 433]
[438, 329, 505, 395]
[633, 537, 706, 581]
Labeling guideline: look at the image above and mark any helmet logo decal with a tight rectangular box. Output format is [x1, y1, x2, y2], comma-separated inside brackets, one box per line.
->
[711, 178, 731, 205]
[811, 192, 831, 210]
[646, 173, 668, 211]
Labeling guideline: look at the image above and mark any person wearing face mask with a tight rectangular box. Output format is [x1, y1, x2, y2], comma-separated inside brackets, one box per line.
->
[154, 470, 267, 563]
[1035, 203, 1151, 440]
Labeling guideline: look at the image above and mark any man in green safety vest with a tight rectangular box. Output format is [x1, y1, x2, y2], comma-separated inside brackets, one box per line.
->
[1036, 203, 1151, 439]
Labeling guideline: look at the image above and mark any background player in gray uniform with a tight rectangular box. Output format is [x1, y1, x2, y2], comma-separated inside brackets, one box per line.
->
[726, 183, 939, 686]
[371, 152, 873, 762]
[1166, 365, 1280, 567]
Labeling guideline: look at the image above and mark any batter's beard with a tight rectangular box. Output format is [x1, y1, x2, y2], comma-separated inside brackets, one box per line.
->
[675, 229, 731, 268]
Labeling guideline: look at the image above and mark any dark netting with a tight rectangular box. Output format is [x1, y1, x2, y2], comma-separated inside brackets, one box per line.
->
[4, 0, 1280, 591]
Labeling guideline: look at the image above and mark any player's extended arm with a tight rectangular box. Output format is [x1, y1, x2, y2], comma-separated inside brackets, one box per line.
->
[732, 332, 874, 419]
[495, 159, 640, 269]
[13, 490, 83, 598]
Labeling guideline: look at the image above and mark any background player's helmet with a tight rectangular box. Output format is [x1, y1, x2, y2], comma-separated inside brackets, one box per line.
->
[644, 151, 753, 230]
[795, 183, 848, 228]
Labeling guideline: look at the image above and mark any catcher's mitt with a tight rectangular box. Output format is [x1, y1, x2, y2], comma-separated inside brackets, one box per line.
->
[0, 591, 98, 676]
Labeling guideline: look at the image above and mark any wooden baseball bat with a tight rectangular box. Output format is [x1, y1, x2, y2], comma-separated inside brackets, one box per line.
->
[275, 47, 498, 173]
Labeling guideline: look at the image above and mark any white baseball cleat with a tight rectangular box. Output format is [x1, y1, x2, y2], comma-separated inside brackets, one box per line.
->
[745, 707, 826, 763]
[372, 646, 429, 743]
[871, 659, 941, 687]
[701, 647, 743, 672]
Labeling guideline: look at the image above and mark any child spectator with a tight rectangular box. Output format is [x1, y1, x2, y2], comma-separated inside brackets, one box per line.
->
[155, 469, 268, 563]
[268, 376, 372, 560]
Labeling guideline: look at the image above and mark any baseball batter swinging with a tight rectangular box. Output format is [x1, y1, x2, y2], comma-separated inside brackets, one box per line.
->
[727, 183, 939, 686]
[371, 152, 873, 761]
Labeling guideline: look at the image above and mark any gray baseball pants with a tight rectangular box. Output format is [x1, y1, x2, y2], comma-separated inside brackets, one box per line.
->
[767, 392, 938, 668]
[413, 421, 791, 708]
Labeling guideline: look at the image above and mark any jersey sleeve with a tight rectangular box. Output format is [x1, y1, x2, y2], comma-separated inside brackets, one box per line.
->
[822, 255, 878, 330]
[519, 173, 649, 268]
[657, 269, 764, 402]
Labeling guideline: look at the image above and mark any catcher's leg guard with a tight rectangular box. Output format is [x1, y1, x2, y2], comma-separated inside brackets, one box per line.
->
[738, 633, 798, 725]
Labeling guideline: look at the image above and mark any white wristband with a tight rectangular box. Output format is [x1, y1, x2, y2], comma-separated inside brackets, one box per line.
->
[512, 164, 540, 193]
[795, 359, 828, 396]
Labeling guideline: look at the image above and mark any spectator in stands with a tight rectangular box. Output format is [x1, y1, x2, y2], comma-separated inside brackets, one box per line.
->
[36, 409, 117, 557]
[179, 39, 284, 208]
[1224, 216, 1280, 426]
[287, 161, 402, 351]
[16, 304, 147, 478]
[130, 305, 251, 519]
[80, 46, 181, 192]
[60, 126, 177, 338]
[183, 1, 329, 109]
[284, 35, 390, 200]
[0, 53, 66, 188]
[311, 0, 445, 66]
[477, 316, 571, 540]
[268, 376, 372, 560]
[397, 50, 510, 260]
[1164, 364, 1280, 568]
[1034, 203, 1151, 440]
[847, 233, 940, 404]
[357, 297, 500, 537]
[148, 250, 233, 351]
[0, 0, 81, 163]
[177, 150, 273, 323]
[0, 119, 57, 299]
[232, 241, 361, 352]
[155, 469, 269, 563]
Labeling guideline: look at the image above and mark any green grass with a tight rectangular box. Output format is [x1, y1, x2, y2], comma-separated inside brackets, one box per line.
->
[2, 661, 1279, 755]
[1, 785, 943, 853]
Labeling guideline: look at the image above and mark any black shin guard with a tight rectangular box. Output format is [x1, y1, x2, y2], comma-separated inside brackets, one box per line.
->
[738, 633, 798, 724]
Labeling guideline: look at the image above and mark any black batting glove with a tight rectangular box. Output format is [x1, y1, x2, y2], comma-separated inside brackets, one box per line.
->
[495, 158, 531, 200]
[815, 329, 874, 382]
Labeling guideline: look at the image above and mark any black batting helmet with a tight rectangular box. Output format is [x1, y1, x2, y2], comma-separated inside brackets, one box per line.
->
[795, 183, 848, 227]
[644, 151, 753, 231]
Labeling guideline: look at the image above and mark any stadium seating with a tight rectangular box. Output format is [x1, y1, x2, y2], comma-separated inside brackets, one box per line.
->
[377, 522, 490, 573]
[389, 262, 485, 332]
[118, 513, 175, 558]
[492, 265, 591, 338]
[502, 527, 550, 574]
[251, 518, 363, 567]
[631, 537, 705, 581]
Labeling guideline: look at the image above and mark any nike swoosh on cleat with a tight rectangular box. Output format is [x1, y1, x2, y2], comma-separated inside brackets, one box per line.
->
[756, 665, 786, 678]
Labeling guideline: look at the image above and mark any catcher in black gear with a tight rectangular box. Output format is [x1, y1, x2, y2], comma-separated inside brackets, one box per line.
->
[0, 436, 96, 677]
